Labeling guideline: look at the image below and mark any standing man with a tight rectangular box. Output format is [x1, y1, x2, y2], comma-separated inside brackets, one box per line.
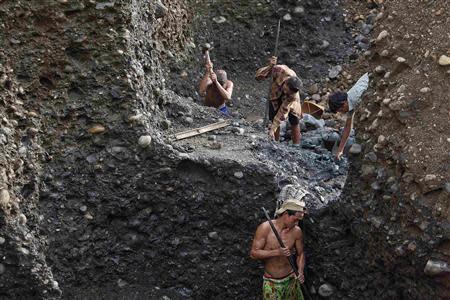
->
[255, 56, 303, 145]
[198, 48, 234, 115]
[328, 72, 369, 159]
[250, 191, 307, 300]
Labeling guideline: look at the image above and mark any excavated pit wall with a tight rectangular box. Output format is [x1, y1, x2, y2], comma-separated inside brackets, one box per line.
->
[0, 1, 278, 299]
[1, 0, 448, 299]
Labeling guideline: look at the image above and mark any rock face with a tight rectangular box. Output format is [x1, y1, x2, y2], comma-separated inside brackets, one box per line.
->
[316, 0, 449, 299]
[0, 0, 448, 300]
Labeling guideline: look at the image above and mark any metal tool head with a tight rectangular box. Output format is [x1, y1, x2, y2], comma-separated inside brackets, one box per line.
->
[201, 43, 214, 53]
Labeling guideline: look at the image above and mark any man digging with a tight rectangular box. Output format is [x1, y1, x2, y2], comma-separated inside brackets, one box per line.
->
[328, 72, 369, 159]
[250, 186, 307, 300]
[198, 45, 234, 116]
[255, 56, 303, 145]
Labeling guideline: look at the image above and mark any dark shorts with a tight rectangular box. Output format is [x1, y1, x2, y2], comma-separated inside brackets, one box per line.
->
[268, 102, 299, 125]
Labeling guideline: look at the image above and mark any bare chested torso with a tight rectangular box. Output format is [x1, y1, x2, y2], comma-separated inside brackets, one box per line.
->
[262, 221, 301, 278]
[204, 81, 231, 108]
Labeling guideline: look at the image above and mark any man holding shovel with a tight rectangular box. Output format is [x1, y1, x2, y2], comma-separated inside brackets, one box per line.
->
[255, 57, 303, 145]
[198, 44, 234, 115]
[250, 186, 308, 300]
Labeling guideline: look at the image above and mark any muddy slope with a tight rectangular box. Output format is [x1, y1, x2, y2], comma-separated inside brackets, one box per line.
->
[328, 0, 450, 298]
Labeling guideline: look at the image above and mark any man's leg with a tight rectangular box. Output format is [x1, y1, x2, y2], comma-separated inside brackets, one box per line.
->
[268, 102, 280, 141]
[289, 113, 301, 145]
[274, 127, 280, 141]
[291, 125, 301, 144]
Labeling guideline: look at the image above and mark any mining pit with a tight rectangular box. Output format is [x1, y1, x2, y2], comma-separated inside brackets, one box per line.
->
[0, 0, 449, 299]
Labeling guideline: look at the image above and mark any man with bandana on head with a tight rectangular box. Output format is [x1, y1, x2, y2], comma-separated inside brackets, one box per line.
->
[250, 186, 308, 300]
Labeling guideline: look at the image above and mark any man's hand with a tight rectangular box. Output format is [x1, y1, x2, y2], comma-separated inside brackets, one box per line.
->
[335, 150, 343, 160]
[296, 272, 305, 284]
[278, 247, 290, 257]
[205, 61, 213, 73]
[210, 72, 217, 83]
[269, 56, 277, 66]
[268, 128, 275, 141]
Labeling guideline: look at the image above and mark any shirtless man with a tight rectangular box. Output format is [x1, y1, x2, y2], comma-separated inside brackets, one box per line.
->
[255, 56, 303, 145]
[250, 197, 306, 300]
[198, 50, 234, 115]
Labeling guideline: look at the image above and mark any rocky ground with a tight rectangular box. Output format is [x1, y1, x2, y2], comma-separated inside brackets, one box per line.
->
[0, 0, 448, 299]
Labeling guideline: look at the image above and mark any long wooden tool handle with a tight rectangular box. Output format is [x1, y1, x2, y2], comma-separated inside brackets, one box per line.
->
[274, 19, 281, 57]
[204, 50, 212, 73]
[264, 20, 282, 126]
[262, 207, 299, 277]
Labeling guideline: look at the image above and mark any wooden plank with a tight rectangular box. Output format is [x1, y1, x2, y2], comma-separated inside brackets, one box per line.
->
[174, 120, 231, 141]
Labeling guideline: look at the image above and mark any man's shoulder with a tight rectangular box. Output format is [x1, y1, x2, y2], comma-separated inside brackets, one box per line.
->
[255, 221, 272, 237]
[274, 65, 296, 76]
[258, 221, 271, 230]
[293, 225, 303, 237]
[225, 80, 234, 87]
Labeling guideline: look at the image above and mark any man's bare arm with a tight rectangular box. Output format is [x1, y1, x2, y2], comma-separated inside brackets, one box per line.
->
[212, 77, 233, 101]
[255, 56, 277, 81]
[199, 61, 213, 96]
[336, 113, 354, 159]
[199, 75, 211, 97]
[250, 222, 288, 260]
[295, 228, 305, 274]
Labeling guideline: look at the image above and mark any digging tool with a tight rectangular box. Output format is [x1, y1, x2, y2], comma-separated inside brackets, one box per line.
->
[202, 43, 214, 75]
[263, 19, 281, 126]
[261, 207, 312, 300]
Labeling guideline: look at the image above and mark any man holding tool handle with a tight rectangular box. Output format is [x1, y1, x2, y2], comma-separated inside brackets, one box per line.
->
[255, 20, 304, 145]
[198, 43, 234, 116]
[250, 186, 310, 300]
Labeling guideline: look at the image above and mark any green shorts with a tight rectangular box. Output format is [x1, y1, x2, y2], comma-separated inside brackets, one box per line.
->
[263, 273, 304, 300]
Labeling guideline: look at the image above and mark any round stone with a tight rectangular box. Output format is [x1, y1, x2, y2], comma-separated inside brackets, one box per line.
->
[438, 55, 450, 66]
[138, 135, 152, 148]
[18, 214, 27, 225]
[318, 283, 334, 297]
[234, 171, 244, 179]
[349, 143, 362, 154]
[0, 189, 10, 207]
[376, 30, 389, 42]
[282, 13, 292, 21]
[208, 232, 219, 240]
[213, 16, 226, 24]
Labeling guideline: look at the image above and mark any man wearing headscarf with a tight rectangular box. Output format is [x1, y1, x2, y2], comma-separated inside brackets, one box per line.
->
[250, 186, 308, 300]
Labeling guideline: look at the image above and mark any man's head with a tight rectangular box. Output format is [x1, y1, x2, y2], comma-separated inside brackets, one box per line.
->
[276, 199, 306, 228]
[216, 69, 228, 86]
[282, 76, 303, 96]
[328, 91, 349, 113]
